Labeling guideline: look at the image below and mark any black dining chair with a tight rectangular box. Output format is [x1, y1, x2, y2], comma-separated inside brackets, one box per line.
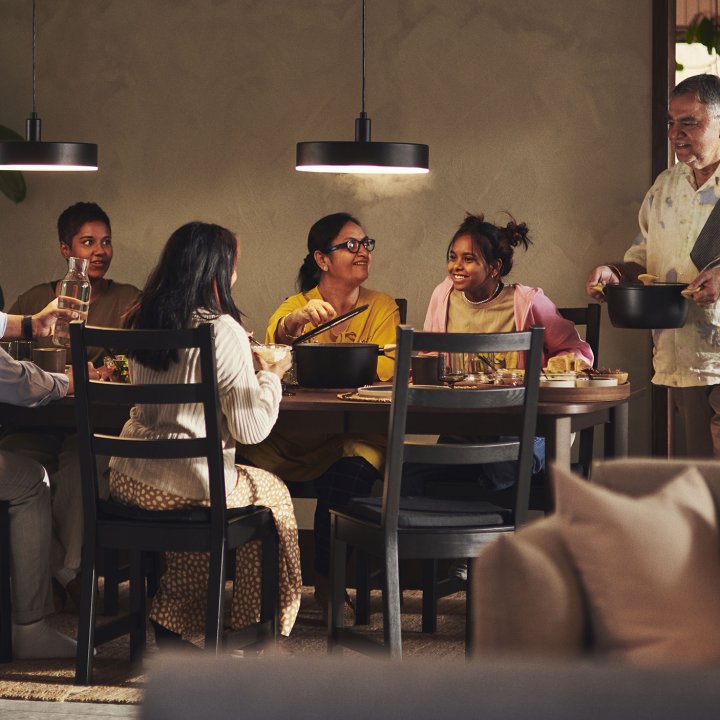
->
[0, 500, 11, 662]
[70, 321, 279, 684]
[328, 325, 544, 657]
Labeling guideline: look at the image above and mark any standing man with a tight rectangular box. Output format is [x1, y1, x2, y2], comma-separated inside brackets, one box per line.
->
[586, 73, 720, 457]
[0, 298, 80, 658]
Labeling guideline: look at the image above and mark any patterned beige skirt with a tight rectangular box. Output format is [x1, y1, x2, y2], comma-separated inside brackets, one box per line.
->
[109, 464, 302, 638]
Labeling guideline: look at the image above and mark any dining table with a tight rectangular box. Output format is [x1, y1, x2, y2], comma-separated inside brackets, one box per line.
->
[0, 384, 637, 471]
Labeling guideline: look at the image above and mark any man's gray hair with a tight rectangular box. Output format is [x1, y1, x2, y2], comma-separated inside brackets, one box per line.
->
[671, 74, 720, 117]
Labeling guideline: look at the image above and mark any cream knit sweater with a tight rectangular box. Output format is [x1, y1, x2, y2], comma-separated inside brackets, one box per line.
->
[109, 314, 283, 499]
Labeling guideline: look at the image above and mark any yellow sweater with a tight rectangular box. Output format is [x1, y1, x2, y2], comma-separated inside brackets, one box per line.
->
[240, 286, 399, 482]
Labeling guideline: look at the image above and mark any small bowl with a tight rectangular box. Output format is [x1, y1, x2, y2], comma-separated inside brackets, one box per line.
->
[542, 372, 576, 381]
[575, 377, 590, 388]
[588, 376, 619, 388]
[543, 378, 576, 388]
[604, 371, 629, 384]
[252, 343, 292, 364]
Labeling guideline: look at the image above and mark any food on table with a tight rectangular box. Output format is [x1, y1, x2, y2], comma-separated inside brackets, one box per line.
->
[103, 354, 129, 383]
[545, 355, 591, 374]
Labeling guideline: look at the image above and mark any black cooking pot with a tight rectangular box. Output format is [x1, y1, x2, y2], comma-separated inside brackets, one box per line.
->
[604, 282, 689, 329]
[294, 342, 386, 388]
[291, 303, 394, 388]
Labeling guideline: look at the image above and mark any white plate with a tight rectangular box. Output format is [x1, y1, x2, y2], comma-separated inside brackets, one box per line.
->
[588, 377, 618, 387]
[356, 384, 393, 399]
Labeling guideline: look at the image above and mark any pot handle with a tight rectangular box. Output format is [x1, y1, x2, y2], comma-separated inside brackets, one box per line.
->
[293, 304, 370, 345]
[379, 343, 396, 356]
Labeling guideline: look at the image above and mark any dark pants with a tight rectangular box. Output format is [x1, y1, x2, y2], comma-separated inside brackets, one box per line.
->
[313, 457, 381, 576]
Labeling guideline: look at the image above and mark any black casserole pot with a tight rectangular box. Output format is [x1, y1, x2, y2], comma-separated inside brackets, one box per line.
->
[604, 282, 689, 329]
[291, 303, 395, 388]
[294, 342, 387, 388]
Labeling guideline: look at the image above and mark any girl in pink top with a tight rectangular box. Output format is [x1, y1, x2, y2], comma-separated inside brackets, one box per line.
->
[423, 213, 593, 368]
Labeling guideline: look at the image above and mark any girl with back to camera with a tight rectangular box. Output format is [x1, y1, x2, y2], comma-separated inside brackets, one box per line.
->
[108, 221, 302, 646]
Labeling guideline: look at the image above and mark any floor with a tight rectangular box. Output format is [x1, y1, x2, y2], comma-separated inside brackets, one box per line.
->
[0, 699, 139, 719]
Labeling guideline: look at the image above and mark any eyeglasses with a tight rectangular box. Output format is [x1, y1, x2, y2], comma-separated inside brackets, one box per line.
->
[325, 237, 376, 254]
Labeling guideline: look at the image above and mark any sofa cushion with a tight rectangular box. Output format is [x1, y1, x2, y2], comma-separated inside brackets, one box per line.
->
[471, 516, 586, 658]
[552, 463, 720, 664]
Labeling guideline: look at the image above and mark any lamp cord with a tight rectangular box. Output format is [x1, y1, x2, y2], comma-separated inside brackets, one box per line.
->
[361, 0, 366, 115]
[31, 0, 37, 114]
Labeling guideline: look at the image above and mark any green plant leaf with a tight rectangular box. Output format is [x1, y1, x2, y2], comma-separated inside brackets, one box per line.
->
[0, 124, 27, 203]
[676, 61, 684, 71]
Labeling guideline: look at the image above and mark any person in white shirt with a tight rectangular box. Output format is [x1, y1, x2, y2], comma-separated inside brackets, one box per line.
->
[586, 73, 720, 458]
[0, 298, 80, 658]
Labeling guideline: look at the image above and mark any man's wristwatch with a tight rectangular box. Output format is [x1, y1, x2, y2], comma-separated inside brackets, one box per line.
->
[21, 315, 33, 341]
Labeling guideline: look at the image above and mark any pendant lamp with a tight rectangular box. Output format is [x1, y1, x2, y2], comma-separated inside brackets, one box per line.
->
[0, 0, 98, 172]
[296, 0, 428, 175]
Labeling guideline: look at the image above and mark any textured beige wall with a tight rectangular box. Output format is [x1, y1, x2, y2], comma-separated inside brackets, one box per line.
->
[0, 0, 653, 452]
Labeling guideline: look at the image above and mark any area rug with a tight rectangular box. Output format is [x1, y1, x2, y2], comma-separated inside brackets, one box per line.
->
[0, 586, 466, 705]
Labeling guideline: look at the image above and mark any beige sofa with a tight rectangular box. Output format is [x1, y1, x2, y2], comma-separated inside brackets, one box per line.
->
[471, 458, 720, 664]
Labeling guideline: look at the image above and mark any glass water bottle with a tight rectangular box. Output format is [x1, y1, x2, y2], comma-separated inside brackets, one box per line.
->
[52, 257, 91, 347]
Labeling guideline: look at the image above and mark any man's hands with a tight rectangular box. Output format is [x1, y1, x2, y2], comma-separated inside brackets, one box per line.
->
[32, 296, 87, 338]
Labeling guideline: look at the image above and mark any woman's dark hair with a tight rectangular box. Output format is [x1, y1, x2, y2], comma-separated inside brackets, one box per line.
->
[446, 212, 531, 277]
[297, 212, 361, 292]
[125, 221, 241, 370]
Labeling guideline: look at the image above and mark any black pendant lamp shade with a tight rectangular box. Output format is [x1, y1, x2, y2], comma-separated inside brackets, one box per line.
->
[296, 1, 428, 175]
[0, 1, 98, 172]
[0, 114, 98, 171]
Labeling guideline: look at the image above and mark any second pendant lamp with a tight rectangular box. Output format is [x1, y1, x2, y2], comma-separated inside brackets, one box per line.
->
[296, 0, 429, 175]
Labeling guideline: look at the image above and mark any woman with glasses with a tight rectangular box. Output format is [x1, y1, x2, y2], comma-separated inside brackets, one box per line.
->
[239, 212, 400, 616]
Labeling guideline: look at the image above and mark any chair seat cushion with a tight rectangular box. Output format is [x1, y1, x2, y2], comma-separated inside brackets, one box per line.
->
[98, 498, 259, 524]
[345, 495, 510, 528]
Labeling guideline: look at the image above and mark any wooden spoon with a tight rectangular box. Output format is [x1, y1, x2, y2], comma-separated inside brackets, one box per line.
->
[637, 273, 659, 286]
[590, 283, 605, 294]
[681, 286, 701, 298]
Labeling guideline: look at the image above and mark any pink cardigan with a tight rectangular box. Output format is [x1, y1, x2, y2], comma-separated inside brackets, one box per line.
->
[423, 278, 593, 368]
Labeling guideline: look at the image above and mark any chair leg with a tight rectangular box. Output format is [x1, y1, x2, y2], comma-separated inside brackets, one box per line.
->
[421, 559, 438, 634]
[260, 530, 279, 642]
[102, 548, 120, 616]
[0, 503, 11, 663]
[328, 516, 346, 653]
[128, 551, 147, 663]
[75, 543, 99, 685]
[354, 550, 371, 625]
[465, 559, 475, 658]
[205, 539, 226, 653]
[382, 545, 402, 658]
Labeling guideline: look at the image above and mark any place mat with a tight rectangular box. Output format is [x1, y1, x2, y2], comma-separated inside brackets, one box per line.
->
[338, 391, 392, 403]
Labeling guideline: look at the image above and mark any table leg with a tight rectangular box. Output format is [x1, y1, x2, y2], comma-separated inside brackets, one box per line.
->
[605, 402, 629, 459]
[545, 416, 573, 470]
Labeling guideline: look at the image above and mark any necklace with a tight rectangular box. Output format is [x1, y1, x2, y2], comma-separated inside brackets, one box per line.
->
[462, 281, 503, 306]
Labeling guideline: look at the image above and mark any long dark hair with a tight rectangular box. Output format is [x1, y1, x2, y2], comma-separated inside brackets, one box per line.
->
[297, 212, 361, 292]
[447, 212, 531, 277]
[125, 221, 242, 370]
